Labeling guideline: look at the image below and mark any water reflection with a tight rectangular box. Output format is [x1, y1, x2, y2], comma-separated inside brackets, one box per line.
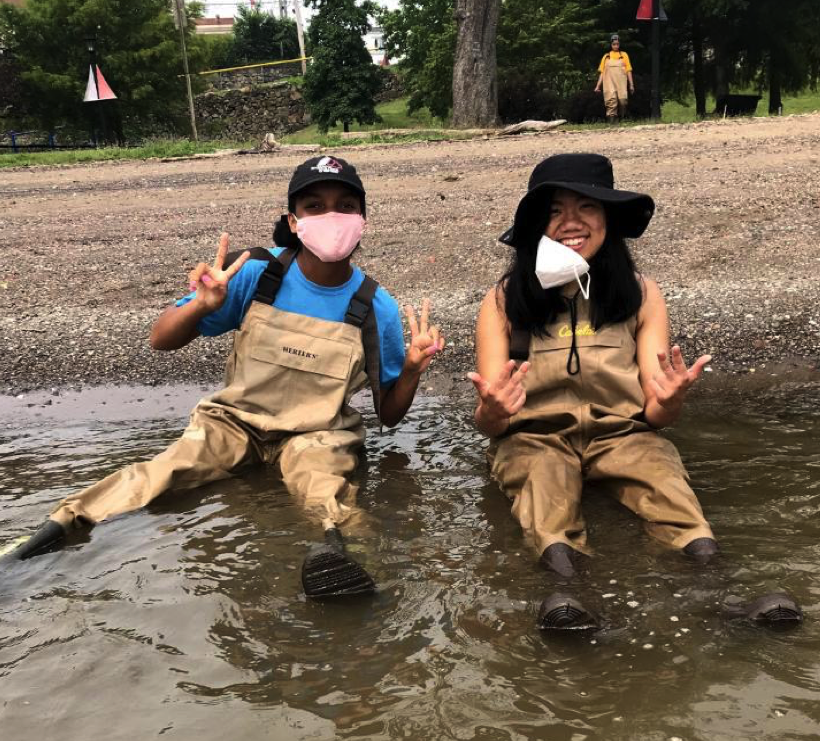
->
[1, 386, 819, 739]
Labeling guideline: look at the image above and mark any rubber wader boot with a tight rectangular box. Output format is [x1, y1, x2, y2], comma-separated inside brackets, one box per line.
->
[301, 527, 376, 599]
[541, 542, 581, 579]
[683, 537, 719, 563]
[537, 592, 601, 631]
[0, 520, 66, 563]
[724, 592, 803, 628]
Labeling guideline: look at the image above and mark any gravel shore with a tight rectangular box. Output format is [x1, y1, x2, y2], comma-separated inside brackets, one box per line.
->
[2, 113, 819, 399]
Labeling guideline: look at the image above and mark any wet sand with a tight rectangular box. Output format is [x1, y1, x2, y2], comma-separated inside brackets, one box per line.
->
[2, 113, 819, 397]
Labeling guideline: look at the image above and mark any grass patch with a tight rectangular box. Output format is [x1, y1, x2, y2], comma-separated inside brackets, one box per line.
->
[0, 138, 254, 168]
[5, 88, 816, 167]
[282, 97, 450, 144]
[560, 89, 820, 131]
[660, 89, 820, 122]
[304, 131, 474, 147]
[286, 89, 820, 143]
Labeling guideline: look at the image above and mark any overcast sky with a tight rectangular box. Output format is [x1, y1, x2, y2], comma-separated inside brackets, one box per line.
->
[200, 0, 398, 18]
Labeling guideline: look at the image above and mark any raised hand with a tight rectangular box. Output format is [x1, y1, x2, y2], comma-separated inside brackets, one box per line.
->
[468, 359, 530, 422]
[650, 345, 711, 409]
[403, 298, 444, 375]
[188, 233, 250, 313]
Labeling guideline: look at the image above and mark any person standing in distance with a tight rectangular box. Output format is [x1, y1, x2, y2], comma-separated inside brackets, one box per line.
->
[595, 33, 634, 123]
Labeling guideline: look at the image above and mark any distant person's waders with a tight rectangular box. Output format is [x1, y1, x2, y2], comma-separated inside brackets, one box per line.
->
[603, 55, 629, 121]
[50, 249, 378, 533]
[488, 289, 715, 560]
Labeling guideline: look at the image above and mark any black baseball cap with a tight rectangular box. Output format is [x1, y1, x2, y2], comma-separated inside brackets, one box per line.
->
[287, 156, 366, 215]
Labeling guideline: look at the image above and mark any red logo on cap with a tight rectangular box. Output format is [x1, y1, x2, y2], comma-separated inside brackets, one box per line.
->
[311, 156, 343, 174]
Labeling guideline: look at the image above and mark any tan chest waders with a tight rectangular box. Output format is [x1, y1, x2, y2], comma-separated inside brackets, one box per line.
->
[50, 248, 383, 533]
[602, 54, 629, 119]
[489, 290, 714, 559]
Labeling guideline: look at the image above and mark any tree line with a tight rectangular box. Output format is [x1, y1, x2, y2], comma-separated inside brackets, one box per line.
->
[2, 0, 818, 138]
[381, 0, 820, 126]
[0, 1, 300, 136]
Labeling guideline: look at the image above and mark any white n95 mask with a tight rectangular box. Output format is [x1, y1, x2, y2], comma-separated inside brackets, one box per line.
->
[534, 235, 591, 299]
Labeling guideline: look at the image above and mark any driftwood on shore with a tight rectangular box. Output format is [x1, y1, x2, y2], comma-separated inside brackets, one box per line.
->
[498, 119, 567, 135]
[335, 121, 566, 141]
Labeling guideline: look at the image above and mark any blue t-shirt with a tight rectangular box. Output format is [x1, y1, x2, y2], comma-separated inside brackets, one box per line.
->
[176, 248, 405, 387]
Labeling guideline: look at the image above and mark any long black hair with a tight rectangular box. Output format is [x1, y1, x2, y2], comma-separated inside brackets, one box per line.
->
[501, 195, 643, 337]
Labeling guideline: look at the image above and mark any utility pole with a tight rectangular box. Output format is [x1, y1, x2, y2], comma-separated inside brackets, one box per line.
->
[173, 0, 199, 141]
[293, 0, 307, 75]
[651, 0, 660, 120]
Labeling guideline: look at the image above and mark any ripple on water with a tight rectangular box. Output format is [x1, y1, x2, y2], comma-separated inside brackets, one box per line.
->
[0, 389, 819, 739]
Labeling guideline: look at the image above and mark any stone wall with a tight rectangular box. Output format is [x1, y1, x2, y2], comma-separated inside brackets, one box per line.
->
[204, 61, 304, 91]
[195, 81, 309, 140]
[375, 68, 405, 103]
[194, 70, 404, 140]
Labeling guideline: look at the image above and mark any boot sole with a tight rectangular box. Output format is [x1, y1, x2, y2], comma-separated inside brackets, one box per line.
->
[301, 546, 376, 599]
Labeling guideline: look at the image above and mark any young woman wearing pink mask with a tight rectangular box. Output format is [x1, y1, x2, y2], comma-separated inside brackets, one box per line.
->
[6, 156, 443, 599]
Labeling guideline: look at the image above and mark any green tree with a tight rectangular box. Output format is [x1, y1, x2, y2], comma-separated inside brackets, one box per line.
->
[230, 4, 300, 65]
[497, 0, 598, 97]
[659, 0, 818, 115]
[194, 33, 235, 72]
[734, 0, 818, 112]
[379, 0, 820, 126]
[2, 0, 204, 135]
[302, 0, 382, 132]
[379, 0, 455, 120]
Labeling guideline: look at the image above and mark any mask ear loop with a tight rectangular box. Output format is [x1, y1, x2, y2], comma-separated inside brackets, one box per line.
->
[574, 266, 591, 300]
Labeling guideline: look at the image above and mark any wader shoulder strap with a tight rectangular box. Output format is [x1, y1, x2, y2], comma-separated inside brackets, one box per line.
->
[344, 275, 382, 421]
[224, 246, 273, 269]
[247, 247, 298, 305]
[509, 327, 531, 361]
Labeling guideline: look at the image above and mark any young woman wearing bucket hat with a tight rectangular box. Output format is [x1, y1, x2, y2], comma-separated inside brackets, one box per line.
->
[4, 156, 444, 600]
[469, 153, 802, 630]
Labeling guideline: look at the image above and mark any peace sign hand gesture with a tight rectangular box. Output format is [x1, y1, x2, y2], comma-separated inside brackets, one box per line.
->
[651, 345, 711, 409]
[403, 298, 445, 375]
[188, 233, 250, 314]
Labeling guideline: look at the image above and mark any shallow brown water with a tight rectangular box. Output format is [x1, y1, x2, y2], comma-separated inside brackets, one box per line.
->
[1, 385, 819, 740]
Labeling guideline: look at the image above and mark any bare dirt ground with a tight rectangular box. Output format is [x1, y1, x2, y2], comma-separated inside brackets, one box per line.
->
[2, 113, 819, 399]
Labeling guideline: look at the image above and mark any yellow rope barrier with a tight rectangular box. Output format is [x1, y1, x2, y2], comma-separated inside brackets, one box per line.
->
[199, 57, 312, 76]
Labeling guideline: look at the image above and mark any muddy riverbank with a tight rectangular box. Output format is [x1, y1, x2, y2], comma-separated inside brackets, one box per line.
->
[2, 113, 819, 397]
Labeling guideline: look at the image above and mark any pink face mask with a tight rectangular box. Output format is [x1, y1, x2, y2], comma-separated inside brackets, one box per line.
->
[295, 212, 366, 263]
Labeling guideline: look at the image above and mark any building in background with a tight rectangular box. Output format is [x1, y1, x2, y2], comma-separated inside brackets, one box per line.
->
[194, 1, 287, 36]
[193, 1, 390, 64]
[363, 25, 388, 65]
[200, 1, 287, 19]
[193, 16, 234, 35]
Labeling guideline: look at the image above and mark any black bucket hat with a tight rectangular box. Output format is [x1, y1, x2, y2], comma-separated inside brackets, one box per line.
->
[499, 153, 655, 246]
[287, 155, 366, 215]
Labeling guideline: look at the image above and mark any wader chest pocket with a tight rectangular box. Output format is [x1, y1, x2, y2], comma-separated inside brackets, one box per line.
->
[250, 326, 352, 380]
[532, 334, 624, 352]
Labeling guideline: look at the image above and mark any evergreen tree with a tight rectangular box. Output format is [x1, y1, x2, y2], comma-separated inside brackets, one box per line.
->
[2, 0, 203, 134]
[302, 0, 382, 133]
[497, 0, 598, 97]
[230, 5, 300, 65]
[379, 0, 819, 125]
